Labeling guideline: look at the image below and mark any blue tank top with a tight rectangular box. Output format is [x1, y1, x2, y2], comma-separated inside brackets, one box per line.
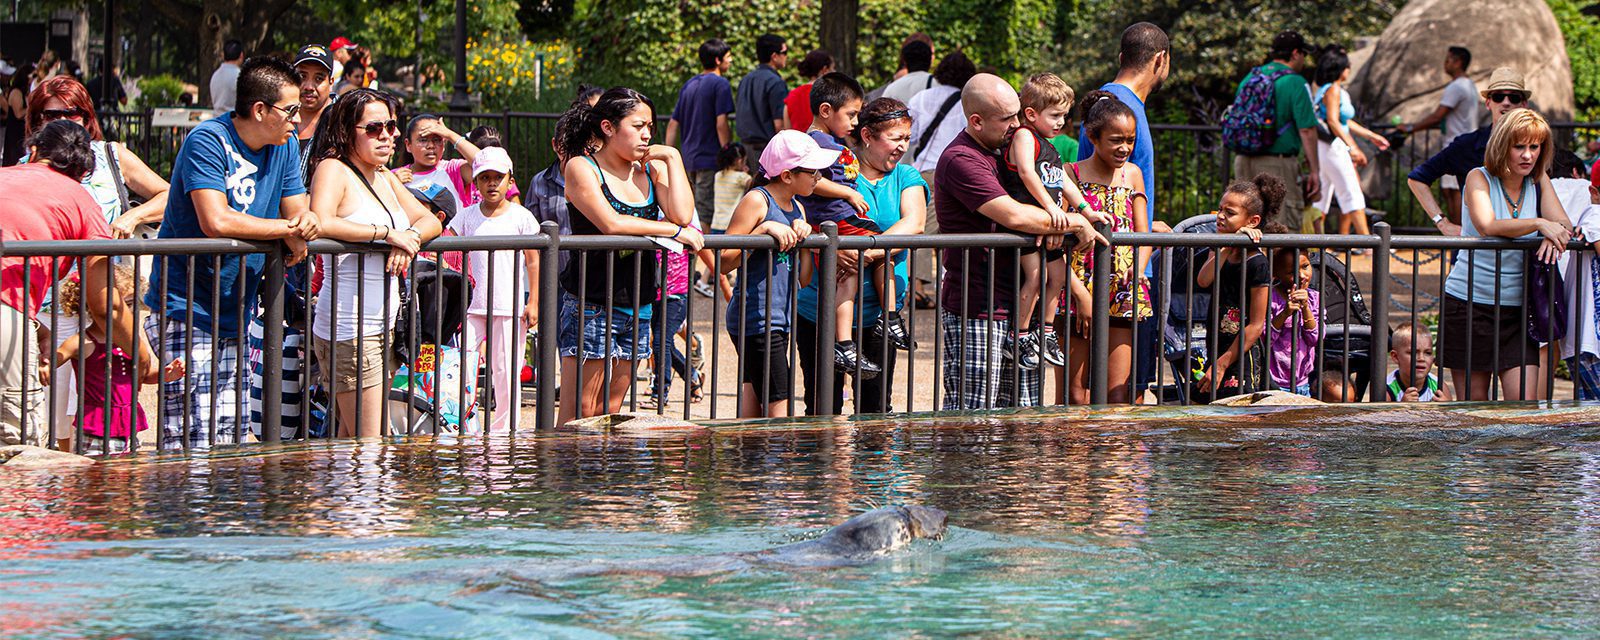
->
[728, 187, 801, 335]
[1314, 84, 1354, 127]
[1443, 167, 1537, 305]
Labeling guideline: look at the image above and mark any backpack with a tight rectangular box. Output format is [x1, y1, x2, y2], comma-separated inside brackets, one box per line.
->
[1221, 65, 1296, 154]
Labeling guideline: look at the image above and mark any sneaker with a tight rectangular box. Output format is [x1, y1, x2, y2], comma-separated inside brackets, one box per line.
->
[693, 280, 716, 298]
[833, 341, 882, 380]
[1040, 328, 1066, 367]
[1013, 331, 1042, 371]
[873, 313, 915, 351]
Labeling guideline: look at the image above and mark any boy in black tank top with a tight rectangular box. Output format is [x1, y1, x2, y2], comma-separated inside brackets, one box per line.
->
[998, 73, 1098, 371]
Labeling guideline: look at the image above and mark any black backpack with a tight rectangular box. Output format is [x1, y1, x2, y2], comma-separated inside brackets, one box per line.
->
[1308, 251, 1372, 326]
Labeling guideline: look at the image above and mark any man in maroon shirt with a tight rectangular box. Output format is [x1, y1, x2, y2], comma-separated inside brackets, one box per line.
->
[933, 74, 1103, 410]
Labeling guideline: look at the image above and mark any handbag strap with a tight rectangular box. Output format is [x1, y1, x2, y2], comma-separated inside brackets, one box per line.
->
[104, 141, 131, 216]
[913, 91, 962, 162]
[338, 157, 403, 230]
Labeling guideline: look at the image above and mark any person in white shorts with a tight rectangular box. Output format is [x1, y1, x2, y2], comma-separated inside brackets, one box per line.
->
[1311, 47, 1390, 239]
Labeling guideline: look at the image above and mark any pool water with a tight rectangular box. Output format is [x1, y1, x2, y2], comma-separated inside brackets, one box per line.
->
[5, 404, 1600, 638]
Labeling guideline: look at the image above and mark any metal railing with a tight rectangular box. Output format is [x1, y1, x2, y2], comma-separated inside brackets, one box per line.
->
[2, 221, 1591, 457]
[94, 110, 1600, 229]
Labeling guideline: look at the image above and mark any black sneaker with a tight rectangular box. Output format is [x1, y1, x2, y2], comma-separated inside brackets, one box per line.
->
[873, 312, 916, 351]
[1013, 331, 1042, 371]
[834, 341, 882, 379]
[1041, 328, 1066, 367]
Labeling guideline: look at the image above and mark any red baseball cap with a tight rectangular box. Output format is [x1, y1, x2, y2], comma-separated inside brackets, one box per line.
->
[329, 36, 356, 50]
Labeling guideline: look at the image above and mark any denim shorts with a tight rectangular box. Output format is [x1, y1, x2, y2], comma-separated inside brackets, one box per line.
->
[558, 292, 653, 360]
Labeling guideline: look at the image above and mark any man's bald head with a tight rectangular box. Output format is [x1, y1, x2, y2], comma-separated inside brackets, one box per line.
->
[961, 73, 1020, 150]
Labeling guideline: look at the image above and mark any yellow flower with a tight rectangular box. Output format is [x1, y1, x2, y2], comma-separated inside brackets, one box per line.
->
[557, 57, 566, 65]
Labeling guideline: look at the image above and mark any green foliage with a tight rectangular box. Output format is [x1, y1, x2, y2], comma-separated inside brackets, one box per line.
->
[570, 0, 1057, 106]
[1548, 0, 1600, 121]
[136, 75, 186, 108]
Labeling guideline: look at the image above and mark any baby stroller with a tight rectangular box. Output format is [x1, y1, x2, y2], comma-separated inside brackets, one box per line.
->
[1307, 251, 1374, 401]
[1159, 214, 1219, 404]
[386, 258, 482, 435]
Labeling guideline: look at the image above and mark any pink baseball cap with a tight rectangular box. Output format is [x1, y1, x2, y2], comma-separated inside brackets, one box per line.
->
[472, 147, 514, 177]
[759, 130, 840, 177]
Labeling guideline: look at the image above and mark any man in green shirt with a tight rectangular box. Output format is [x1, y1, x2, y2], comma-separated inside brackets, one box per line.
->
[1232, 30, 1321, 230]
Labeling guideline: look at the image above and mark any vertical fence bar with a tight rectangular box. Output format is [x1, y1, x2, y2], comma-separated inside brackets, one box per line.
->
[537, 222, 560, 430]
[815, 223, 839, 416]
[1090, 227, 1112, 404]
[1369, 224, 1391, 402]
[260, 244, 285, 444]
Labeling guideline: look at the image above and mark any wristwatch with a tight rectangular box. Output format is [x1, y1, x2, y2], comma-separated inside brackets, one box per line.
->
[1430, 212, 1445, 225]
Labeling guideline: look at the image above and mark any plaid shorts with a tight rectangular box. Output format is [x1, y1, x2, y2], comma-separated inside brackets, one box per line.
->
[939, 314, 1042, 410]
[146, 316, 247, 451]
[1570, 354, 1600, 401]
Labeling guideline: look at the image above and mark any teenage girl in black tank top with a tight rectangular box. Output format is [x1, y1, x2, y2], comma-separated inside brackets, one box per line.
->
[555, 88, 704, 424]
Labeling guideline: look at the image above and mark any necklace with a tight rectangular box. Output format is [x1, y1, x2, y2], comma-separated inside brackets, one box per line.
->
[1501, 179, 1527, 217]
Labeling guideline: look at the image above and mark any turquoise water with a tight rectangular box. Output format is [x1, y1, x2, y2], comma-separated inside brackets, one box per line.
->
[5, 404, 1600, 638]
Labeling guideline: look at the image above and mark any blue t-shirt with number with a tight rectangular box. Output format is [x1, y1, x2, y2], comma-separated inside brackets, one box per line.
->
[147, 115, 305, 340]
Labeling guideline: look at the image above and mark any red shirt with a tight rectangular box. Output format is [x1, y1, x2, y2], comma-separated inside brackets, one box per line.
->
[0, 164, 113, 317]
[785, 83, 815, 132]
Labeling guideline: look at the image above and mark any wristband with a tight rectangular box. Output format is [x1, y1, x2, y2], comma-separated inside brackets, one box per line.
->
[670, 225, 683, 240]
[1075, 201, 1090, 213]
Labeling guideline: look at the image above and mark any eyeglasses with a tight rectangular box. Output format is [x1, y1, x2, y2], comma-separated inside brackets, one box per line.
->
[360, 119, 400, 136]
[269, 103, 302, 118]
[414, 135, 447, 148]
[789, 168, 819, 178]
[1489, 92, 1527, 105]
[38, 107, 84, 122]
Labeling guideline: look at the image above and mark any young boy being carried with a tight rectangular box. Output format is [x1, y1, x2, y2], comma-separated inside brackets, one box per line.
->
[1386, 323, 1453, 402]
[797, 72, 905, 378]
[1000, 72, 1099, 369]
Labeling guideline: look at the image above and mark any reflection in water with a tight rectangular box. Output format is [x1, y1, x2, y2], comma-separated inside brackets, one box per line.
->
[5, 406, 1600, 636]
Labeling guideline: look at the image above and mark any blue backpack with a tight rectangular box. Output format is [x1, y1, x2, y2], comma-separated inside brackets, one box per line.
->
[1221, 65, 1296, 154]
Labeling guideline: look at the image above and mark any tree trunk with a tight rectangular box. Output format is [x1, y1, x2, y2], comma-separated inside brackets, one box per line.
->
[819, 0, 860, 76]
[150, 0, 298, 89]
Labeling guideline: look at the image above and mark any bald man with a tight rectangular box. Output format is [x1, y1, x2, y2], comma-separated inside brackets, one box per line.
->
[933, 73, 1104, 410]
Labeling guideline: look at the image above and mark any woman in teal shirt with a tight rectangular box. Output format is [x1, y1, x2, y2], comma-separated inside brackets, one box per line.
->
[796, 98, 928, 414]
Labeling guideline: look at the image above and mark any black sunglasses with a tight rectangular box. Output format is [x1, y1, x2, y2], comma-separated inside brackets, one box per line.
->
[1489, 92, 1526, 105]
[39, 107, 84, 122]
[360, 119, 400, 136]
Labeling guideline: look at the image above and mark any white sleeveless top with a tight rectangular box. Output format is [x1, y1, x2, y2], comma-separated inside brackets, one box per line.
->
[313, 179, 409, 342]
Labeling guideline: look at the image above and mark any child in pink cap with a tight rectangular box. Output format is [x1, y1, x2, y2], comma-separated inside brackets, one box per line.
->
[447, 147, 540, 433]
[716, 130, 822, 417]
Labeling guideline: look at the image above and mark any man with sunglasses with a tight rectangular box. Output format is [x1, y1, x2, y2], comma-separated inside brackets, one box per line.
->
[1406, 67, 1531, 236]
[145, 56, 320, 451]
[735, 34, 790, 168]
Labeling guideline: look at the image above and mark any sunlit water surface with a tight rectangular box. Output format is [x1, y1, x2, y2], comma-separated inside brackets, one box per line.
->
[5, 404, 1600, 638]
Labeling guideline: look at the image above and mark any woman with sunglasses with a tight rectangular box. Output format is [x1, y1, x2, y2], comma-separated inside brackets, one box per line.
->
[23, 75, 170, 239]
[306, 87, 443, 439]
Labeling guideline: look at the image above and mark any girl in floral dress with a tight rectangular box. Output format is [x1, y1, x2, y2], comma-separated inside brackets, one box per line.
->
[1065, 91, 1151, 404]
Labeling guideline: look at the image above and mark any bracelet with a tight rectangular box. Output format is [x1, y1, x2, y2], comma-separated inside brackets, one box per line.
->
[670, 225, 683, 240]
[1074, 201, 1090, 213]
[370, 224, 380, 242]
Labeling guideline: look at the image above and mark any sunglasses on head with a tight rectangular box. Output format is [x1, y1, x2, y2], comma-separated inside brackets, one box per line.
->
[360, 119, 400, 136]
[1489, 91, 1526, 105]
[39, 107, 84, 122]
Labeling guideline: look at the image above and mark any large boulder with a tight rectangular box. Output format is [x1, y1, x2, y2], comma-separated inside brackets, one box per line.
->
[0, 445, 95, 468]
[1348, 0, 1574, 124]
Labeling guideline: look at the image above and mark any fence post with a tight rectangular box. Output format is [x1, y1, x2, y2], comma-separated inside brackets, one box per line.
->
[815, 222, 840, 415]
[1089, 225, 1112, 404]
[537, 221, 561, 430]
[1369, 223, 1391, 402]
[260, 243, 286, 444]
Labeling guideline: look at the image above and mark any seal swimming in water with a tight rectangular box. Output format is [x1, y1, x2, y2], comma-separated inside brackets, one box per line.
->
[468, 506, 947, 587]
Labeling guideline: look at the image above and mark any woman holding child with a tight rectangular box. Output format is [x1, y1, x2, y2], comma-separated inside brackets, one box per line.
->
[1440, 108, 1570, 400]
[795, 97, 928, 414]
[308, 88, 443, 439]
[556, 87, 703, 423]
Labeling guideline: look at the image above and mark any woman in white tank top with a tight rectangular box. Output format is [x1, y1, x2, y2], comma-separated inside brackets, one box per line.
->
[307, 89, 444, 439]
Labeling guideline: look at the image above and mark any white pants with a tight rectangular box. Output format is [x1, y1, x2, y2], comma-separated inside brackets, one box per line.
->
[48, 316, 81, 440]
[1315, 137, 1366, 215]
[0, 304, 45, 446]
[465, 313, 526, 433]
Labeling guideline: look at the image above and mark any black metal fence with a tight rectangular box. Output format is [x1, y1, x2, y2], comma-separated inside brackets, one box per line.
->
[96, 110, 1600, 230]
[2, 222, 1591, 458]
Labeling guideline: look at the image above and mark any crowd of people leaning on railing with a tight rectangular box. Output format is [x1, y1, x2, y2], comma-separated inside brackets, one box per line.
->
[3, 25, 1600, 455]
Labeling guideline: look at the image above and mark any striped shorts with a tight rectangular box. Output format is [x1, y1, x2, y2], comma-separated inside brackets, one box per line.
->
[939, 314, 1042, 411]
[146, 316, 247, 451]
